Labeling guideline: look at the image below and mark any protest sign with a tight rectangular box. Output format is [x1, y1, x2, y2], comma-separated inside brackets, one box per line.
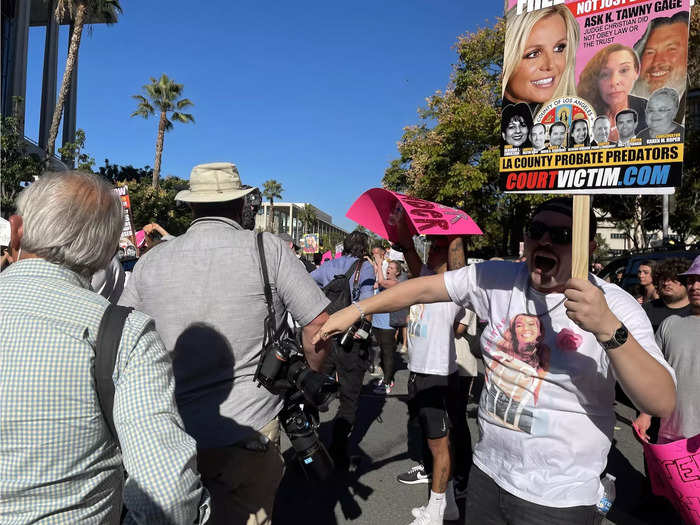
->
[114, 186, 137, 257]
[636, 427, 700, 524]
[499, 0, 690, 195]
[301, 233, 319, 254]
[499, 0, 691, 276]
[346, 188, 482, 242]
[0, 217, 10, 247]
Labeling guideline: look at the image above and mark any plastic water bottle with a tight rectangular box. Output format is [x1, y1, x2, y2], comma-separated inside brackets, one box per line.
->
[597, 473, 616, 515]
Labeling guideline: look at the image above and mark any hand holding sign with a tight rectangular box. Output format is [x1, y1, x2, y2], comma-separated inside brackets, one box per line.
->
[346, 188, 482, 243]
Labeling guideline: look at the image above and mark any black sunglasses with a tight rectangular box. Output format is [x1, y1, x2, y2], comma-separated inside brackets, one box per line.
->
[527, 221, 572, 245]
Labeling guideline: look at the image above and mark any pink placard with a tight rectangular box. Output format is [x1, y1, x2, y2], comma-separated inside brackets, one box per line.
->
[346, 188, 482, 242]
[320, 250, 333, 264]
[637, 428, 700, 524]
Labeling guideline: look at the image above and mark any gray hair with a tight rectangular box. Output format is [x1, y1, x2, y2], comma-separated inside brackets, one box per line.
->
[15, 171, 123, 278]
[648, 87, 680, 110]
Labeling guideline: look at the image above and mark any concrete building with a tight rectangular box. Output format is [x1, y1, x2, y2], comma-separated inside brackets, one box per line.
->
[255, 202, 347, 245]
[1, 0, 115, 168]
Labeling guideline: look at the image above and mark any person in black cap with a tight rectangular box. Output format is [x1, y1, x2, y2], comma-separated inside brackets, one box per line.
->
[315, 196, 676, 525]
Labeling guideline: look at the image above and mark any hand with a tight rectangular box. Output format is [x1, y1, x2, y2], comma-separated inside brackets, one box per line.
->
[143, 222, 168, 236]
[312, 306, 361, 344]
[365, 255, 377, 268]
[633, 413, 652, 443]
[563, 278, 619, 342]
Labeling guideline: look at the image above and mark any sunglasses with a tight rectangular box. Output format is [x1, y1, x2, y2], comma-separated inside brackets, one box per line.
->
[527, 221, 572, 245]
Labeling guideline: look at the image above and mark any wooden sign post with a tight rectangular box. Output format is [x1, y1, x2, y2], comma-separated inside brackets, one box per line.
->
[571, 195, 590, 280]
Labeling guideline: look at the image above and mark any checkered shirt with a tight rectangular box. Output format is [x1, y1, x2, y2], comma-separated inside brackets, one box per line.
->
[0, 259, 208, 524]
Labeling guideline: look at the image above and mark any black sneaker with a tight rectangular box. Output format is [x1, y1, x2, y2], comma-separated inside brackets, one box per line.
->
[397, 463, 430, 484]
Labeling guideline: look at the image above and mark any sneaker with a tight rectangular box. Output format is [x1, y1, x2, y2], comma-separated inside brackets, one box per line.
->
[370, 366, 384, 378]
[385, 381, 395, 394]
[408, 505, 442, 525]
[397, 463, 430, 484]
[372, 379, 387, 394]
[411, 502, 458, 521]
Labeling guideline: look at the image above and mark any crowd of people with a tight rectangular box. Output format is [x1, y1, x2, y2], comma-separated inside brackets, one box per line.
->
[1, 165, 698, 525]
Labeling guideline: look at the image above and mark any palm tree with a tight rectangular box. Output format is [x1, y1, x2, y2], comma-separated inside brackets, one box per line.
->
[299, 204, 317, 235]
[46, 0, 121, 158]
[131, 74, 194, 188]
[262, 180, 283, 232]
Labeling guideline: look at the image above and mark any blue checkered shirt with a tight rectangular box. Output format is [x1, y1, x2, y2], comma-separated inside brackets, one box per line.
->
[0, 259, 208, 524]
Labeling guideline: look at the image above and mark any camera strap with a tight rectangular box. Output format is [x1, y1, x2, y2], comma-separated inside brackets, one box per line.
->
[256, 232, 285, 347]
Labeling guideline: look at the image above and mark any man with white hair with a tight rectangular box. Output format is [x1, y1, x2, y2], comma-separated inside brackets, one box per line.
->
[0, 171, 208, 524]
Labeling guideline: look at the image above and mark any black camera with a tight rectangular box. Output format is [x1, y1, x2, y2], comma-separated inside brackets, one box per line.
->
[241, 185, 262, 230]
[255, 335, 337, 480]
[339, 318, 372, 351]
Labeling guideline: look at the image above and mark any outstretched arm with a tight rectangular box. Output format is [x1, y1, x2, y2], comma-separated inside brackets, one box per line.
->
[313, 273, 449, 343]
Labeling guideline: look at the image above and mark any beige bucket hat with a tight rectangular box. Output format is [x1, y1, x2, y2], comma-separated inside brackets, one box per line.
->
[175, 162, 256, 203]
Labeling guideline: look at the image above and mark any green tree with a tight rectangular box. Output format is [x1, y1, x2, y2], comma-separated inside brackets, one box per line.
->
[382, 19, 545, 256]
[47, 0, 121, 157]
[1, 115, 45, 216]
[131, 74, 194, 188]
[298, 203, 317, 234]
[57, 128, 95, 171]
[262, 180, 283, 232]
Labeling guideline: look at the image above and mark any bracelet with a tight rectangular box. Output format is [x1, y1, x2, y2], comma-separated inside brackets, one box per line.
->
[351, 302, 366, 320]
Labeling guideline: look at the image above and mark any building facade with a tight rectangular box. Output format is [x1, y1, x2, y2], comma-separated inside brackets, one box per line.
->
[255, 202, 346, 247]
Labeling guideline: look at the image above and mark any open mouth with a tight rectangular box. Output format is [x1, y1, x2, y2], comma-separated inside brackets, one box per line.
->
[534, 254, 558, 273]
[650, 70, 669, 78]
[531, 77, 554, 87]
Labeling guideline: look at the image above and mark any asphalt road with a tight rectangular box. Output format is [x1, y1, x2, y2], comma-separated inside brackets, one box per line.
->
[273, 354, 683, 525]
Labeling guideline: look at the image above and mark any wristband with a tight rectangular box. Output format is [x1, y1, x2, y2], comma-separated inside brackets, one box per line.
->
[351, 302, 366, 320]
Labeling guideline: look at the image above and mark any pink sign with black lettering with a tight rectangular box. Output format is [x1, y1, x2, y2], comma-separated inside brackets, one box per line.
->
[638, 429, 700, 524]
[345, 188, 482, 242]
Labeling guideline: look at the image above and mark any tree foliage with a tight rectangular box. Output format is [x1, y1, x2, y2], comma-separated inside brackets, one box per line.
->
[0, 115, 45, 217]
[131, 74, 194, 188]
[383, 20, 544, 256]
[262, 179, 283, 232]
[298, 203, 317, 235]
[98, 160, 191, 235]
[58, 129, 95, 171]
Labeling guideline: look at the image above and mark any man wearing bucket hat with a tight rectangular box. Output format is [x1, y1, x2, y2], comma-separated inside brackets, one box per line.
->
[119, 162, 331, 524]
[635, 255, 700, 445]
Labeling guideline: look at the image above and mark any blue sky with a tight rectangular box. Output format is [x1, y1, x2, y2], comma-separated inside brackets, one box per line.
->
[24, 1, 500, 232]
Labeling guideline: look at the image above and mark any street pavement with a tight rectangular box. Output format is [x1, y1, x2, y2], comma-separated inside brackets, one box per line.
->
[273, 354, 683, 524]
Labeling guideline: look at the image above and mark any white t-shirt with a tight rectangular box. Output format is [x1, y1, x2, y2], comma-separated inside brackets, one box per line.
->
[407, 301, 463, 375]
[443, 261, 675, 508]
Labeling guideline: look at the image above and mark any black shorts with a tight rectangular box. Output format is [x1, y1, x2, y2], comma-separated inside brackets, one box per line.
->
[407, 371, 459, 440]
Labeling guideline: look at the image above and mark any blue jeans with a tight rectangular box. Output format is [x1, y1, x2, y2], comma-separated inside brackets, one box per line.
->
[464, 466, 602, 525]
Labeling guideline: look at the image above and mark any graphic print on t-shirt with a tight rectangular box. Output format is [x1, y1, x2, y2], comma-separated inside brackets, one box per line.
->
[482, 313, 551, 434]
[408, 304, 428, 339]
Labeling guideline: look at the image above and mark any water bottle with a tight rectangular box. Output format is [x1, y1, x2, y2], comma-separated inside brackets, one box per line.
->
[596, 473, 616, 515]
